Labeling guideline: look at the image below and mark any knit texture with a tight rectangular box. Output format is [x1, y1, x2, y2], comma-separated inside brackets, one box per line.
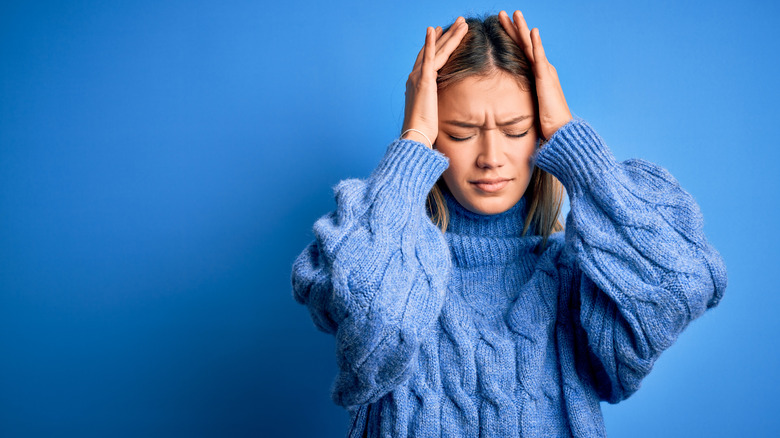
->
[291, 116, 728, 437]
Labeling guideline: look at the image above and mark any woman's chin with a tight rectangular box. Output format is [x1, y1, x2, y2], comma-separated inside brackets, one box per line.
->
[462, 196, 518, 216]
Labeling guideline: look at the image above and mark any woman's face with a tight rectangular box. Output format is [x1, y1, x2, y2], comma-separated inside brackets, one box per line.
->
[435, 70, 538, 215]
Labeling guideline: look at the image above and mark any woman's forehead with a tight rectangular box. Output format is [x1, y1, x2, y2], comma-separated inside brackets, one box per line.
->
[438, 73, 535, 122]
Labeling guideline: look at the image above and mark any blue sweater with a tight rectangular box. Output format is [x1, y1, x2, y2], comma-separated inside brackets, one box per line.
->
[291, 116, 727, 437]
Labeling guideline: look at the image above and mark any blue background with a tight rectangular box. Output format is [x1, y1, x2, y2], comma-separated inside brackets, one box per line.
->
[1, 0, 776, 436]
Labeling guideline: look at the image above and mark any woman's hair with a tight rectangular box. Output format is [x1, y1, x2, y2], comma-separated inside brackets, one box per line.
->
[425, 14, 565, 254]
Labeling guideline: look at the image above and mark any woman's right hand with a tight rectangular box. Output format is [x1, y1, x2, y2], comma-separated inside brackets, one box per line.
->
[402, 16, 469, 148]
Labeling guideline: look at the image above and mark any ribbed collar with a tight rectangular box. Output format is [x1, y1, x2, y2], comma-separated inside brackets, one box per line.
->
[441, 186, 542, 268]
[442, 186, 529, 238]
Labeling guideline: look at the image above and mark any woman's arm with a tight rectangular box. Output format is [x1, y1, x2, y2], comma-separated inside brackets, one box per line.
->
[291, 137, 452, 408]
[292, 18, 467, 409]
[535, 116, 728, 403]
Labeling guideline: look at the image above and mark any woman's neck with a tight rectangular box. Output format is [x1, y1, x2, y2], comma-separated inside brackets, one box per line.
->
[440, 184, 530, 238]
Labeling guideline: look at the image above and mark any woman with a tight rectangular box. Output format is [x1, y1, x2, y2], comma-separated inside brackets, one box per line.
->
[291, 10, 727, 437]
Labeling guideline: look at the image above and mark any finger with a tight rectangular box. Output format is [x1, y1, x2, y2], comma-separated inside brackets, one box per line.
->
[498, 10, 521, 46]
[513, 10, 535, 63]
[433, 16, 464, 55]
[412, 24, 441, 72]
[531, 28, 548, 67]
[412, 36, 426, 71]
[434, 19, 469, 69]
[420, 26, 436, 82]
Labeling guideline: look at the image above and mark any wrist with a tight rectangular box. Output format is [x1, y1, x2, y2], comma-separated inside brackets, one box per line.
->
[401, 129, 434, 149]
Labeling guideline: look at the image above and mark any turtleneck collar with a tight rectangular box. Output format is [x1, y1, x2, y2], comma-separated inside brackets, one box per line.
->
[441, 185, 530, 238]
[439, 185, 543, 268]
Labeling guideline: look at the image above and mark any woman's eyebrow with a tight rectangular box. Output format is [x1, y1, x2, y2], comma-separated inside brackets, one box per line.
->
[443, 115, 533, 128]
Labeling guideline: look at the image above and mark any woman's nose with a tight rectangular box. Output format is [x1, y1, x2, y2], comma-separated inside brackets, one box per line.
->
[476, 130, 504, 169]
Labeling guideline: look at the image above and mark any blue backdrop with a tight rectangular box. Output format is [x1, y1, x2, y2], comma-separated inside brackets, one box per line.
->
[1, 0, 776, 436]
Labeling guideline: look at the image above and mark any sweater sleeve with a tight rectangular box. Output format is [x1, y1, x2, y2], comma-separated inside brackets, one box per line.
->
[533, 116, 728, 404]
[290, 138, 452, 408]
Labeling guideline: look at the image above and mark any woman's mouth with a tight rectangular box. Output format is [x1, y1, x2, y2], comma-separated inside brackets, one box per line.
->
[470, 178, 512, 193]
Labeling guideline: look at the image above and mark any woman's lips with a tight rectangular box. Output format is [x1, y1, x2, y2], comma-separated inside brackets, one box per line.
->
[471, 178, 511, 193]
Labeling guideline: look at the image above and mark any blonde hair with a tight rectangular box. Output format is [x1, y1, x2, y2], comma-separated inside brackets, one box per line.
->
[425, 14, 565, 254]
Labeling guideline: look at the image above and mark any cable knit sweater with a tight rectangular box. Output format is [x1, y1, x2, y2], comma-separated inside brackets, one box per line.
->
[290, 116, 727, 437]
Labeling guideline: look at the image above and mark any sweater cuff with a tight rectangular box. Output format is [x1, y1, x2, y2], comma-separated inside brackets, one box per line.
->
[368, 138, 450, 206]
[531, 116, 619, 196]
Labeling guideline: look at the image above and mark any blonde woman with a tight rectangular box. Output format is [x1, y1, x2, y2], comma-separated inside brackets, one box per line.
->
[292, 10, 727, 437]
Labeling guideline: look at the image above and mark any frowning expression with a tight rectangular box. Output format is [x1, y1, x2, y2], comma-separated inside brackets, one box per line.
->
[435, 70, 538, 215]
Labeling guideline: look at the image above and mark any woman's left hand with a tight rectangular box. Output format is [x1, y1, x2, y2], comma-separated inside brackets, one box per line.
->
[499, 10, 572, 141]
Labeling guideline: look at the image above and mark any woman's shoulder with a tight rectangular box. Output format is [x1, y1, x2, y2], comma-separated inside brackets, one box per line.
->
[541, 230, 567, 256]
[534, 230, 573, 275]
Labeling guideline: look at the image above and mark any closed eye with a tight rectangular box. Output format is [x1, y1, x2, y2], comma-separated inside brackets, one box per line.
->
[506, 130, 530, 138]
[448, 129, 530, 142]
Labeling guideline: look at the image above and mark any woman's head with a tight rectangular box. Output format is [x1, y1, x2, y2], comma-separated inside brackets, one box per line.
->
[426, 14, 564, 251]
